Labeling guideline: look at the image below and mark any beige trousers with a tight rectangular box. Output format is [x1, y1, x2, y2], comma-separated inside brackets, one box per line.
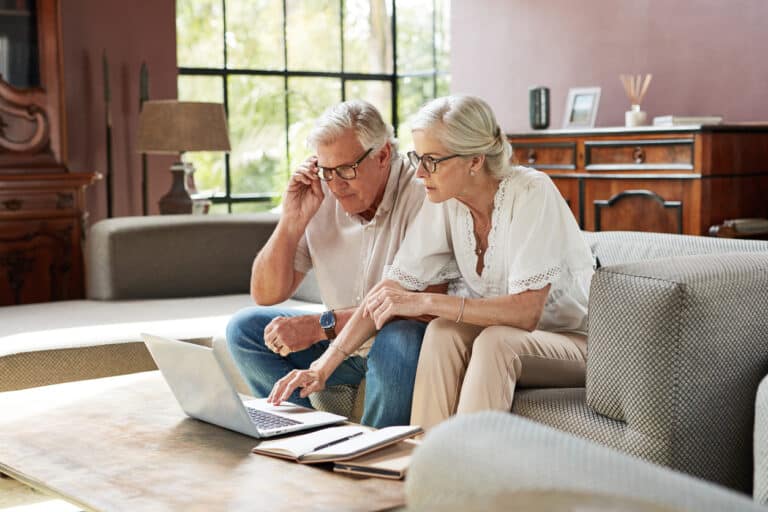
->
[410, 318, 587, 431]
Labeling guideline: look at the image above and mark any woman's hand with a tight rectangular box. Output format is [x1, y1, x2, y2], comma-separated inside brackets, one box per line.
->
[267, 362, 329, 405]
[363, 280, 426, 329]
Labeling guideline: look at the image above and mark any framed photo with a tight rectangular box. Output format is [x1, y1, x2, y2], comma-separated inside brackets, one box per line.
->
[562, 87, 601, 129]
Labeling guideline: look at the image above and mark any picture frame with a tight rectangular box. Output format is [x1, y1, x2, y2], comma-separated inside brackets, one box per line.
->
[562, 87, 601, 129]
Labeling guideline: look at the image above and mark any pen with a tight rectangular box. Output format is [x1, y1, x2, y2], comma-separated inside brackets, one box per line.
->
[311, 431, 364, 452]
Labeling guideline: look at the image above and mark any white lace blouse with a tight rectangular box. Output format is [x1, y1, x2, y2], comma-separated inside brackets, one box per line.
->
[385, 166, 596, 334]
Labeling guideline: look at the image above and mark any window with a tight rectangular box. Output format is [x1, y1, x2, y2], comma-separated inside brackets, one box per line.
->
[177, 0, 450, 213]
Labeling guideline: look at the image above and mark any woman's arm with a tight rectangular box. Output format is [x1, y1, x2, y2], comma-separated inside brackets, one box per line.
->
[366, 282, 551, 333]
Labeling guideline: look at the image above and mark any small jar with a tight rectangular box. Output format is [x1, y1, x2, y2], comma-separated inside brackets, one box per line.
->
[625, 104, 647, 127]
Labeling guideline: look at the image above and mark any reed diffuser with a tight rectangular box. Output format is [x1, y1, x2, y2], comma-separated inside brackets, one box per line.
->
[620, 73, 652, 127]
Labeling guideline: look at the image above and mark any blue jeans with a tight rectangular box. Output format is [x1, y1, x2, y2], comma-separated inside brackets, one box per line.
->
[225, 306, 426, 428]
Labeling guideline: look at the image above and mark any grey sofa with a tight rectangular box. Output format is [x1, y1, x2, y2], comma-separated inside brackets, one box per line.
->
[406, 408, 768, 511]
[513, 232, 768, 494]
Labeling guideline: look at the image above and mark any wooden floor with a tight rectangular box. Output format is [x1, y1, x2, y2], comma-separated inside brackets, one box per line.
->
[0, 474, 82, 512]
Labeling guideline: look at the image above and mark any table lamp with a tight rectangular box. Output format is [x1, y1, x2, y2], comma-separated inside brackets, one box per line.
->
[136, 100, 230, 214]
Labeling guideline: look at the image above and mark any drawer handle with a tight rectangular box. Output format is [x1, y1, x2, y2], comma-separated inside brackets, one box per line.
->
[633, 146, 646, 164]
[3, 199, 23, 211]
[527, 148, 537, 164]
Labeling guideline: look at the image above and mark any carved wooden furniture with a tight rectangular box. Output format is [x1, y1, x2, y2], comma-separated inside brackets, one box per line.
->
[507, 125, 768, 235]
[0, 0, 98, 305]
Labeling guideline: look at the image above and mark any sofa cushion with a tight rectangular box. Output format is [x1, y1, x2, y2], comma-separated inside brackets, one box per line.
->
[87, 214, 280, 300]
[583, 230, 768, 267]
[0, 294, 323, 391]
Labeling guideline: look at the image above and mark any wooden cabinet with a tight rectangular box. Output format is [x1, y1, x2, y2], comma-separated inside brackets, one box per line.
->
[508, 126, 768, 235]
[0, 0, 99, 306]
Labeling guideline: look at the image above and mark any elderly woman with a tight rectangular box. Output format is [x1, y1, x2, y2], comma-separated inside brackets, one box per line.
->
[268, 95, 594, 431]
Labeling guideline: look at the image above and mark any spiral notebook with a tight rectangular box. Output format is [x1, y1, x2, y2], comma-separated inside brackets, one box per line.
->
[333, 439, 420, 480]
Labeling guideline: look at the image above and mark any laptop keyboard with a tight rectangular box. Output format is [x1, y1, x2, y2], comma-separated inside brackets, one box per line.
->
[246, 407, 302, 430]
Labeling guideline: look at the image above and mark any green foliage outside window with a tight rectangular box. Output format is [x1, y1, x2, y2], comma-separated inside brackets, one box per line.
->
[177, 0, 450, 211]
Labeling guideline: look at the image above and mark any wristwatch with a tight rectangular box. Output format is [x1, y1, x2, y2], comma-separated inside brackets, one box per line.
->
[319, 310, 337, 340]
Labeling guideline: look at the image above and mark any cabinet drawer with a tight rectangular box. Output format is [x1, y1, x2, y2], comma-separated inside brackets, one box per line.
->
[585, 138, 694, 171]
[511, 142, 576, 169]
[0, 190, 76, 214]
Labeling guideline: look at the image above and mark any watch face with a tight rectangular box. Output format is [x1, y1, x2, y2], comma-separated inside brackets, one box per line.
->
[320, 310, 336, 329]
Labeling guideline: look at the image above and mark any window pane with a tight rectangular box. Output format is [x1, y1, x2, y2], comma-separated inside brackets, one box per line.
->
[436, 73, 450, 97]
[178, 75, 224, 102]
[397, 75, 433, 151]
[396, 0, 433, 73]
[226, 0, 284, 69]
[208, 203, 230, 215]
[343, 0, 392, 74]
[435, 0, 450, 72]
[177, 0, 224, 68]
[228, 76, 287, 195]
[287, 77, 342, 171]
[344, 80, 392, 126]
[286, 0, 341, 71]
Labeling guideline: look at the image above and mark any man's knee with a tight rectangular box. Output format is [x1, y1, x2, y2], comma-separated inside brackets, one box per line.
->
[367, 320, 426, 369]
[225, 307, 274, 352]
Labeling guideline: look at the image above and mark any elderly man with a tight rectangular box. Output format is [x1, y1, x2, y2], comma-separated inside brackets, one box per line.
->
[226, 100, 431, 428]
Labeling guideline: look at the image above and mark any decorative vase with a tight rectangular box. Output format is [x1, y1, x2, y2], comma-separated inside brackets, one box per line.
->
[529, 86, 550, 130]
[625, 104, 647, 127]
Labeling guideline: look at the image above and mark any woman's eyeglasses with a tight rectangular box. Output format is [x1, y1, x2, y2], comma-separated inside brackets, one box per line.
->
[317, 148, 373, 181]
[407, 151, 461, 174]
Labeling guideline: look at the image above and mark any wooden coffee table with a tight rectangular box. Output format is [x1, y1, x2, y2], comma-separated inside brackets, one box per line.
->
[0, 372, 404, 511]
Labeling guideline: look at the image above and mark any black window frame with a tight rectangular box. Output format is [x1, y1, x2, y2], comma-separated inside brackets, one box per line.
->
[177, 0, 449, 212]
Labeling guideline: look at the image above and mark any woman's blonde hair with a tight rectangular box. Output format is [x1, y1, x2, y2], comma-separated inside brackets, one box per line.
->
[411, 95, 513, 179]
[307, 100, 397, 153]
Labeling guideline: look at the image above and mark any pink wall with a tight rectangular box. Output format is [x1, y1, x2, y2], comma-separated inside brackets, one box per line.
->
[61, 0, 177, 221]
[451, 0, 768, 131]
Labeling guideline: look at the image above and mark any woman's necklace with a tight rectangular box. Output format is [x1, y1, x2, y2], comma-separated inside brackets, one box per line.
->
[472, 217, 491, 256]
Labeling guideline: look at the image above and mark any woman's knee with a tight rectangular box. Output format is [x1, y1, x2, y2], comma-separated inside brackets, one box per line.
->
[472, 326, 529, 359]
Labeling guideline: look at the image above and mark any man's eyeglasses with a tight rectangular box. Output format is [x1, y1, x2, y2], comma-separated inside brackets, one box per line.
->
[407, 151, 461, 174]
[317, 148, 373, 181]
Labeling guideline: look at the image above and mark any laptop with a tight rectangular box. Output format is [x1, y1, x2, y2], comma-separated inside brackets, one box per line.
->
[142, 333, 347, 438]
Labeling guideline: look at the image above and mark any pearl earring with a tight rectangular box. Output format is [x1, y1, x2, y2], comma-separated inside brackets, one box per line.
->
[469, 169, 476, 176]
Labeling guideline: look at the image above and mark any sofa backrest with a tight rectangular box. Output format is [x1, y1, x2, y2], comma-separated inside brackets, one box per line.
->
[583, 230, 768, 266]
[87, 214, 279, 300]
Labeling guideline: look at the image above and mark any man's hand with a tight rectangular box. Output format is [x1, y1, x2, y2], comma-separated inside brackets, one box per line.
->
[263, 315, 322, 356]
[363, 280, 427, 329]
[281, 156, 324, 227]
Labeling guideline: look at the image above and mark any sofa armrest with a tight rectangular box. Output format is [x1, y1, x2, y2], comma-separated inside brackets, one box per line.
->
[86, 214, 279, 300]
[406, 412, 763, 511]
[756, 374, 768, 504]
[586, 252, 768, 488]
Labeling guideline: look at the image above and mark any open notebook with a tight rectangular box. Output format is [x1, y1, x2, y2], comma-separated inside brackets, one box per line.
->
[252, 425, 422, 464]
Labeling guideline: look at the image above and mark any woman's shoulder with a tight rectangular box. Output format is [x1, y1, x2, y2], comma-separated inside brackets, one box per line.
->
[502, 166, 557, 201]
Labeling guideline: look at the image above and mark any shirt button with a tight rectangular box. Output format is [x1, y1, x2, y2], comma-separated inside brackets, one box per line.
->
[356, 296, 361, 301]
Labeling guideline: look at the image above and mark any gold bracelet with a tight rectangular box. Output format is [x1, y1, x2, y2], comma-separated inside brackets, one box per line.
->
[456, 297, 466, 323]
[328, 343, 351, 358]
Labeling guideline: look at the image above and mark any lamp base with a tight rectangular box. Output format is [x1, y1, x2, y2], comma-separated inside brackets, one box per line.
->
[158, 162, 193, 215]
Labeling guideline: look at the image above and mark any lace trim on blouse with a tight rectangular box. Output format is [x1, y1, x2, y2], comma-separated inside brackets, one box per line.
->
[386, 262, 461, 291]
[463, 175, 510, 277]
[508, 265, 562, 295]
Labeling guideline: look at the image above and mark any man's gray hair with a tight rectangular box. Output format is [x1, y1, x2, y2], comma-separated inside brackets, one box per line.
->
[307, 100, 397, 153]
[411, 95, 513, 179]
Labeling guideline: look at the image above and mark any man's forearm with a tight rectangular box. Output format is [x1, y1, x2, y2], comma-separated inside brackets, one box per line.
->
[251, 218, 306, 304]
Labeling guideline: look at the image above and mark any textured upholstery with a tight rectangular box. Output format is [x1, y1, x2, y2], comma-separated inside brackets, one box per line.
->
[582, 230, 768, 266]
[510, 232, 768, 493]
[86, 213, 280, 300]
[406, 412, 764, 512]
[756, 375, 768, 504]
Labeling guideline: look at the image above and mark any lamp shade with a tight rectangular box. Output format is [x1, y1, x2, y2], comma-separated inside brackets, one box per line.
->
[136, 100, 231, 154]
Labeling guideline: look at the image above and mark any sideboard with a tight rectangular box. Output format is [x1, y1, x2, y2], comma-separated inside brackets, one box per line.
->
[507, 125, 768, 235]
